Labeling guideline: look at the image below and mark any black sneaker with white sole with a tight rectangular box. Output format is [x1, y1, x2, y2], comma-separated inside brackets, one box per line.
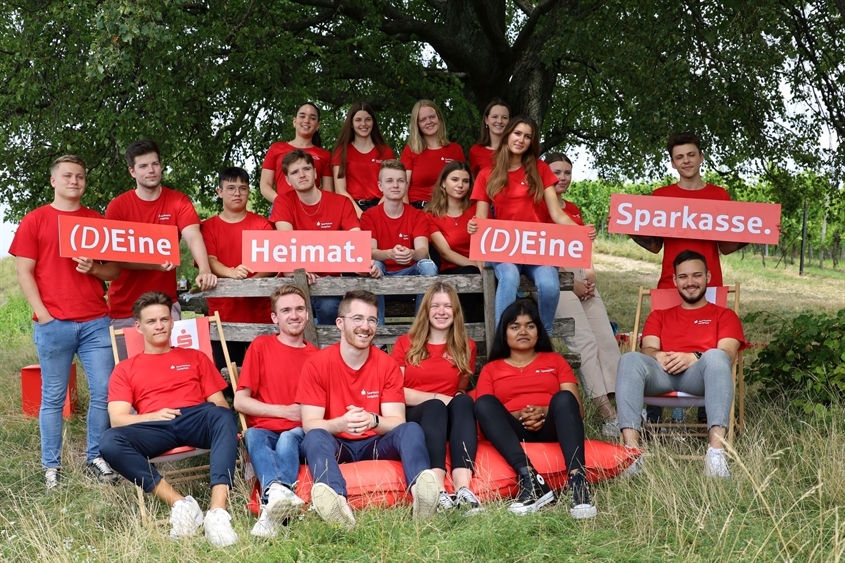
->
[508, 467, 555, 515]
[455, 486, 484, 515]
[86, 457, 121, 484]
[568, 474, 597, 519]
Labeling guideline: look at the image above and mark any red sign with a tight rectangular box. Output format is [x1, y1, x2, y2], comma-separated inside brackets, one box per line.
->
[58, 216, 180, 265]
[469, 218, 593, 268]
[608, 194, 781, 244]
[242, 230, 372, 273]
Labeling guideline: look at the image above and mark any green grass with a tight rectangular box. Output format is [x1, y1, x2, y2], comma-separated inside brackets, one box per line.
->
[0, 251, 843, 562]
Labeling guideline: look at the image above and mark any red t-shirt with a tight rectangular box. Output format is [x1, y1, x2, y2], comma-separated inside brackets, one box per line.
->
[473, 352, 577, 412]
[296, 344, 405, 440]
[469, 144, 495, 178]
[400, 143, 466, 203]
[471, 161, 558, 223]
[262, 142, 332, 194]
[9, 205, 110, 322]
[108, 347, 227, 414]
[237, 335, 319, 432]
[270, 190, 360, 231]
[332, 145, 395, 201]
[201, 213, 273, 324]
[360, 204, 431, 272]
[560, 200, 585, 226]
[652, 183, 730, 288]
[391, 334, 477, 396]
[105, 187, 201, 318]
[642, 302, 746, 353]
[426, 203, 477, 271]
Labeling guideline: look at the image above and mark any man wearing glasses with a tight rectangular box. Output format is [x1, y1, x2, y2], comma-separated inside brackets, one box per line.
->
[297, 290, 440, 528]
[200, 167, 276, 368]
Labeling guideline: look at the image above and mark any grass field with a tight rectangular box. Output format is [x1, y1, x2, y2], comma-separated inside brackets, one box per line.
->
[0, 244, 843, 562]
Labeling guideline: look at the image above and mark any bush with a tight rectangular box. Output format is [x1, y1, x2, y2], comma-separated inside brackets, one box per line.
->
[746, 309, 845, 414]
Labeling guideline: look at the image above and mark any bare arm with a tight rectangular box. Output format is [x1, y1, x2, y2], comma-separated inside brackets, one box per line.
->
[234, 388, 301, 421]
[73, 257, 121, 281]
[543, 188, 578, 226]
[373, 402, 406, 434]
[259, 169, 278, 204]
[321, 174, 334, 192]
[430, 232, 475, 268]
[333, 165, 364, 217]
[181, 224, 218, 291]
[15, 256, 52, 323]
[370, 239, 395, 263]
[718, 241, 748, 255]
[411, 236, 430, 262]
[108, 400, 182, 427]
[630, 235, 664, 254]
[206, 391, 229, 409]
[301, 404, 345, 435]
[716, 337, 741, 365]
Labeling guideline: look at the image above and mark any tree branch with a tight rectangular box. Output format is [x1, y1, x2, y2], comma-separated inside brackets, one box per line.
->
[512, 0, 559, 59]
[514, 0, 535, 16]
[468, 0, 511, 54]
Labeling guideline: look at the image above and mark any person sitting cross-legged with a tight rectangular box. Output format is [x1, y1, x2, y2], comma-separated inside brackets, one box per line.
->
[234, 285, 319, 538]
[615, 249, 746, 478]
[100, 291, 239, 547]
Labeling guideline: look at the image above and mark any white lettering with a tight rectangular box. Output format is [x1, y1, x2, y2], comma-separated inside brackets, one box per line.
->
[715, 215, 730, 231]
[747, 216, 762, 234]
[521, 231, 537, 254]
[157, 238, 172, 256]
[489, 229, 510, 253]
[731, 216, 745, 232]
[634, 209, 650, 231]
[653, 210, 666, 228]
[80, 226, 99, 249]
[617, 202, 633, 224]
[699, 213, 712, 230]
[112, 229, 126, 251]
[681, 207, 697, 229]
[252, 239, 269, 262]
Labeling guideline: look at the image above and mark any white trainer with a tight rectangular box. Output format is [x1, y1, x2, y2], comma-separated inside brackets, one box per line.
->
[169, 496, 203, 540]
[412, 469, 440, 520]
[601, 419, 620, 438]
[310, 483, 355, 529]
[703, 447, 731, 478]
[250, 506, 277, 538]
[204, 508, 238, 547]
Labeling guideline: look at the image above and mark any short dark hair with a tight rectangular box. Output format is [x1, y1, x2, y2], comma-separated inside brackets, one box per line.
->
[488, 300, 554, 362]
[673, 249, 708, 271]
[282, 149, 314, 175]
[543, 152, 572, 166]
[666, 132, 701, 157]
[337, 290, 378, 317]
[125, 140, 161, 167]
[132, 291, 172, 320]
[218, 167, 249, 188]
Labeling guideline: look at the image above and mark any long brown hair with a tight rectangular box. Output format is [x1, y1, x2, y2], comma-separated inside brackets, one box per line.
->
[425, 161, 473, 218]
[405, 282, 472, 376]
[476, 98, 511, 146]
[332, 102, 390, 179]
[486, 116, 545, 204]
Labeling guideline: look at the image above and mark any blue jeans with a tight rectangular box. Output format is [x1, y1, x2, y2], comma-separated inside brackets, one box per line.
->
[373, 259, 438, 324]
[490, 262, 560, 336]
[311, 297, 342, 326]
[32, 316, 115, 468]
[244, 426, 305, 501]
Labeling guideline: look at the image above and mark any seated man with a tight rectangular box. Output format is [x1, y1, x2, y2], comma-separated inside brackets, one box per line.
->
[233, 285, 319, 538]
[616, 250, 745, 477]
[297, 289, 439, 527]
[100, 291, 239, 547]
[361, 159, 438, 324]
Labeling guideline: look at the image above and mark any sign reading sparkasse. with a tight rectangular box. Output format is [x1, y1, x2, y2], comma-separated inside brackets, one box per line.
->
[608, 194, 781, 244]
[58, 216, 180, 265]
[469, 218, 593, 268]
[242, 230, 372, 272]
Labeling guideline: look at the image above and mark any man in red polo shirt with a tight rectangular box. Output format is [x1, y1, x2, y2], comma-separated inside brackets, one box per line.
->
[100, 291, 239, 547]
[297, 290, 439, 528]
[234, 285, 319, 538]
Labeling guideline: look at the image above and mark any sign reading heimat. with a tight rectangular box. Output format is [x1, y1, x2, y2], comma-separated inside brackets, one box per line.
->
[242, 230, 372, 272]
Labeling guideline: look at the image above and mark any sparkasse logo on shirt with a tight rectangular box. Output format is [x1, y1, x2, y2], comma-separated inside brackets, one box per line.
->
[693, 319, 713, 325]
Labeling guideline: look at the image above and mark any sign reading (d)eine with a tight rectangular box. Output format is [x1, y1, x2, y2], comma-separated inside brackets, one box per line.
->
[242, 230, 372, 273]
[58, 216, 180, 265]
[469, 218, 593, 268]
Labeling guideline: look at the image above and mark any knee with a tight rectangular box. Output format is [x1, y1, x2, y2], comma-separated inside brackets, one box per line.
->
[449, 393, 475, 413]
[210, 406, 238, 434]
[302, 428, 332, 451]
[417, 259, 438, 276]
[99, 429, 120, 460]
[400, 421, 426, 441]
[550, 389, 579, 414]
[373, 260, 387, 274]
[701, 348, 732, 369]
[473, 394, 501, 418]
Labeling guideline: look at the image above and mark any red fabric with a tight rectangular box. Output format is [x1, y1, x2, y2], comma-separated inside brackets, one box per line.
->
[469, 144, 494, 178]
[470, 161, 558, 223]
[652, 183, 731, 288]
[473, 352, 578, 412]
[121, 318, 214, 360]
[560, 199, 585, 226]
[9, 205, 109, 322]
[296, 344, 404, 441]
[332, 145, 395, 201]
[237, 335, 319, 432]
[201, 213, 273, 323]
[400, 143, 466, 203]
[108, 347, 227, 413]
[360, 204, 430, 272]
[426, 203, 477, 271]
[269, 190, 360, 231]
[105, 187, 201, 318]
[642, 302, 747, 353]
[262, 142, 332, 194]
[391, 334, 477, 396]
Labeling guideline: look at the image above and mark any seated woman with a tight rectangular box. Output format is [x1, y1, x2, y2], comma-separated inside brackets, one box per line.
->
[391, 282, 482, 513]
[473, 300, 596, 519]
[545, 152, 620, 436]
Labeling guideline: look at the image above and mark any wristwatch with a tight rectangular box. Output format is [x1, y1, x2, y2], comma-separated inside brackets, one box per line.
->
[372, 413, 380, 429]
[693, 351, 703, 359]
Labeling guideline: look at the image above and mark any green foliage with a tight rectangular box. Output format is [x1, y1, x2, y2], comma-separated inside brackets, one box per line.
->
[0, 293, 33, 341]
[746, 309, 845, 413]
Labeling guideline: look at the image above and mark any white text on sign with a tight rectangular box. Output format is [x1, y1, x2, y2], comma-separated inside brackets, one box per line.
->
[469, 218, 593, 268]
[58, 216, 181, 265]
[242, 230, 373, 273]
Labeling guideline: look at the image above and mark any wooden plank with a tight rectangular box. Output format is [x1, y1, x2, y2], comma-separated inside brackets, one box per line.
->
[482, 267, 497, 354]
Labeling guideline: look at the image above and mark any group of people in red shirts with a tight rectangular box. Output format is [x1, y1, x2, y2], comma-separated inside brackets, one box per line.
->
[11, 95, 749, 547]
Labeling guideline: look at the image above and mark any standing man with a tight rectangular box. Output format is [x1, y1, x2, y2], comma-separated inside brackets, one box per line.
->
[10, 155, 121, 488]
[615, 250, 745, 477]
[297, 290, 439, 528]
[234, 285, 319, 538]
[201, 167, 275, 368]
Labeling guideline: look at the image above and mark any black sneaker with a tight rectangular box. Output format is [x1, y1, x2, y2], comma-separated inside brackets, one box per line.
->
[568, 474, 597, 519]
[455, 486, 484, 515]
[87, 457, 121, 484]
[508, 467, 555, 515]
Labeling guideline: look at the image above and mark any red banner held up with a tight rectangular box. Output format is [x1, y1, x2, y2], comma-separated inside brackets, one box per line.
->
[469, 218, 593, 268]
[242, 230, 372, 273]
[608, 194, 781, 244]
[58, 216, 180, 265]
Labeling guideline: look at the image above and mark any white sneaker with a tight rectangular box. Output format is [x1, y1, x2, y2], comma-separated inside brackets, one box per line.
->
[251, 483, 304, 537]
[570, 503, 598, 519]
[44, 467, 60, 490]
[310, 483, 355, 529]
[437, 491, 456, 512]
[703, 447, 731, 478]
[169, 496, 203, 540]
[601, 419, 620, 438]
[204, 508, 238, 547]
[250, 506, 277, 538]
[621, 453, 644, 478]
[412, 469, 440, 520]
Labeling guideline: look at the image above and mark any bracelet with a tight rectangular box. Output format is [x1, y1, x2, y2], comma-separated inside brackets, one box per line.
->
[433, 393, 438, 400]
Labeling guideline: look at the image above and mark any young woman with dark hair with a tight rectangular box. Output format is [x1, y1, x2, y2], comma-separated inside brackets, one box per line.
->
[469, 99, 510, 177]
[473, 300, 596, 518]
[425, 161, 479, 274]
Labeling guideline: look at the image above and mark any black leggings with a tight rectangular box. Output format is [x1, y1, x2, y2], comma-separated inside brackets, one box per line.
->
[474, 391, 587, 477]
[405, 393, 477, 472]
